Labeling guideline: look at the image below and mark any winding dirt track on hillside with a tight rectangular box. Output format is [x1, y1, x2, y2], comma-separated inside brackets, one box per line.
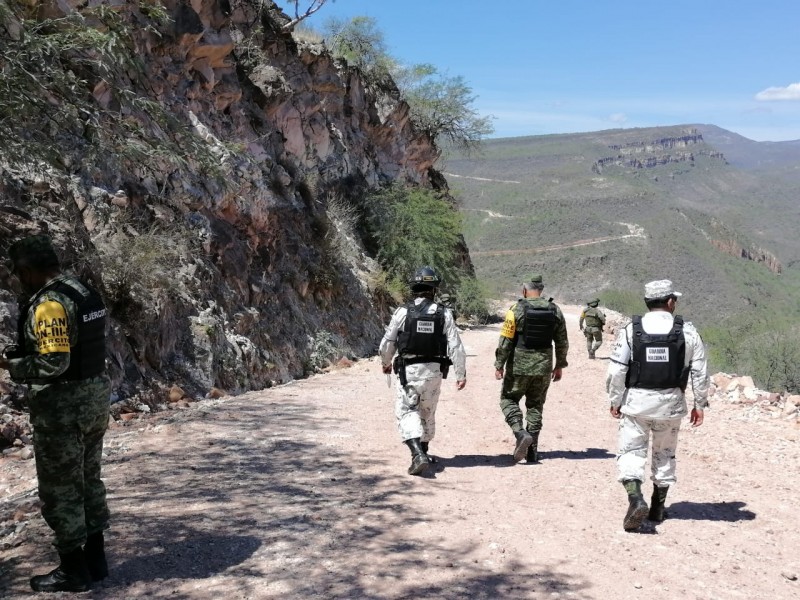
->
[472, 224, 646, 257]
[2, 306, 799, 599]
[442, 172, 521, 184]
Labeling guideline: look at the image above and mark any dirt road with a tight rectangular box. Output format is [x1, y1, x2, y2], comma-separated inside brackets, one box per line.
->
[2, 306, 799, 599]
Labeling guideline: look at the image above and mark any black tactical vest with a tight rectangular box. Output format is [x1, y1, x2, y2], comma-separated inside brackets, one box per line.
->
[519, 301, 557, 351]
[17, 277, 107, 380]
[396, 299, 447, 358]
[625, 315, 689, 389]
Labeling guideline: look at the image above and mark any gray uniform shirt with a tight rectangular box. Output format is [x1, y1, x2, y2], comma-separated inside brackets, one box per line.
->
[606, 311, 709, 418]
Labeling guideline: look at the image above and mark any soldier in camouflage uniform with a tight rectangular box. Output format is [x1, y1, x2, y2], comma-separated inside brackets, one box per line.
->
[0, 235, 110, 592]
[579, 298, 606, 358]
[436, 293, 457, 321]
[380, 267, 467, 476]
[494, 275, 569, 463]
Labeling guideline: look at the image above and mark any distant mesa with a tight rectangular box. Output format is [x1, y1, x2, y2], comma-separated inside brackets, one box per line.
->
[592, 129, 726, 174]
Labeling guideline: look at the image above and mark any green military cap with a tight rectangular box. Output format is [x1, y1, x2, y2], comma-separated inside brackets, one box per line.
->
[588, 298, 600, 307]
[438, 293, 451, 302]
[8, 234, 60, 270]
[529, 274, 543, 284]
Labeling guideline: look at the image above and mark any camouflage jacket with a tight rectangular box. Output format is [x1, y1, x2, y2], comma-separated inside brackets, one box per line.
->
[494, 297, 569, 376]
[8, 275, 100, 383]
[579, 306, 606, 330]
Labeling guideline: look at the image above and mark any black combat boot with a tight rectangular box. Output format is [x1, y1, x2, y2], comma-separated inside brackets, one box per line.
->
[420, 441, 437, 464]
[84, 531, 109, 581]
[30, 547, 91, 592]
[648, 485, 669, 522]
[622, 479, 649, 532]
[405, 438, 430, 476]
[525, 431, 540, 463]
[512, 428, 533, 462]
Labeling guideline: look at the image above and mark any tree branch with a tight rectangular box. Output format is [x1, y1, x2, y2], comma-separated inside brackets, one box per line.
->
[282, 0, 329, 31]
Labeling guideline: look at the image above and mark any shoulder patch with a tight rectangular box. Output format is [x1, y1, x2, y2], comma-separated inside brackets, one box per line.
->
[33, 300, 71, 354]
[500, 309, 516, 339]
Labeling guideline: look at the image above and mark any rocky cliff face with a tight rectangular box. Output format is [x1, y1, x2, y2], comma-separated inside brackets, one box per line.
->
[709, 239, 783, 273]
[0, 0, 463, 408]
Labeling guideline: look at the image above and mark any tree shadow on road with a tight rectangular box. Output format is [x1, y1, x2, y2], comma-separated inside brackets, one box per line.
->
[1, 396, 595, 600]
[664, 500, 756, 522]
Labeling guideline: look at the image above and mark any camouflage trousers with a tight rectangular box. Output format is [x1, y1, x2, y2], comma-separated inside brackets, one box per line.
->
[617, 414, 681, 486]
[583, 327, 603, 354]
[29, 376, 111, 553]
[394, 374, 443, 442]
[499, 373, 551, 433]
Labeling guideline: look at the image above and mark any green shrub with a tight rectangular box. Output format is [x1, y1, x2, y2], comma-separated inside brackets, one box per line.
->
[453, 276, 491, 322]
[366, 184, 462, 286]
[598, 289, 644, 317]
[323, 16, 395, 86]
[705, 317, 800, 393]
[742, 329, 800, 393]
[98, 224, 190, 308]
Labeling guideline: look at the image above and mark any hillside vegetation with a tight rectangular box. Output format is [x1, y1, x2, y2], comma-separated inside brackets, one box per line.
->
[446, 125, 800, 390]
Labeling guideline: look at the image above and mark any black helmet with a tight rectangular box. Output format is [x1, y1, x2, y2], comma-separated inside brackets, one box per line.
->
[409, 266, 441, 291]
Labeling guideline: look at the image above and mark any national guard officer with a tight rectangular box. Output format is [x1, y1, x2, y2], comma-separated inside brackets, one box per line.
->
[494, 275, 569, 463]
[579, 298, 606, 358]
[606, 279, 709, 532]
[379, 266, 467, 476]
[0, 234, 111, 592]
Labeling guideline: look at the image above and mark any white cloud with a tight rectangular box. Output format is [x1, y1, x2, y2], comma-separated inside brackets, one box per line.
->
[755, 82, 800, 101]
[609, 113, 628, 124]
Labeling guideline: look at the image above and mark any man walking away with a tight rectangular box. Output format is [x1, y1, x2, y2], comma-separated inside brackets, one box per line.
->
[380, 266, 467, 476]
[494, 274, 569, 464]
[579, 298, 606, 358]
[606, 279, 709, 531]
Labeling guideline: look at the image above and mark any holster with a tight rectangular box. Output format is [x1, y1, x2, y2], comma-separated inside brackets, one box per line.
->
[395, 355, 451, 384]
[393, 355, 408, 387]
[440, 357, 452, 379]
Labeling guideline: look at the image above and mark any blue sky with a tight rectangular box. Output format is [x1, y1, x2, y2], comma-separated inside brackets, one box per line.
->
[275, 0, 800, 142]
